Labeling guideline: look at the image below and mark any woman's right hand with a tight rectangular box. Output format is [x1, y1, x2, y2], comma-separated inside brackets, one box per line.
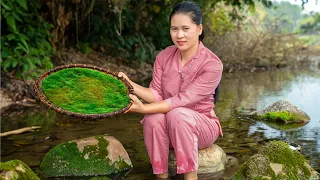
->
[118, 72, 132, 84]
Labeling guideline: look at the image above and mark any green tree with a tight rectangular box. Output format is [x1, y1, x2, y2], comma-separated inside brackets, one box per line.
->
[300, 12, 320, 34]
[1, 0, 54, 78]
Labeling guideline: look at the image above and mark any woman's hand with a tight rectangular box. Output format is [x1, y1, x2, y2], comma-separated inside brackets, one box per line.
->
[118, 72, 132, 85]
[126, 94, 146, 114]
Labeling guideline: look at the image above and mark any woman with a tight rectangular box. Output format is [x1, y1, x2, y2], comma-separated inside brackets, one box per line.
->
[119, 1, 223, 180]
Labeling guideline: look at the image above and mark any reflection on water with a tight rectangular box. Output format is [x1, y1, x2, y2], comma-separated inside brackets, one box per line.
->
[1, 68, 320, 179]
[248, 73, 320, 168]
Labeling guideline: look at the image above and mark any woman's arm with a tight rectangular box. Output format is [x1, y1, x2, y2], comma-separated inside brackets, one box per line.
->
[118, 72, 155, 103]
[128, 94, 170, 114]
[129, 79, 156, 103]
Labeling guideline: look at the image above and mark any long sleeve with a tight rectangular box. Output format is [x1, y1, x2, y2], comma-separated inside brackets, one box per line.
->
[165, 59, 222, 110]
[149, 54, 164, 102]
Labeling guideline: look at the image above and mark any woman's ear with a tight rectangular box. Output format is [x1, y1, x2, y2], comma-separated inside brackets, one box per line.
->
[198, 24, 203, 35]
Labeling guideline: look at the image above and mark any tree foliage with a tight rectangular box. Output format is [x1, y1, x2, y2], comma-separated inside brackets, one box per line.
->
[300, 12, 320, 34]
[3, 0, 317, 78]
[1, 0, 54, 78]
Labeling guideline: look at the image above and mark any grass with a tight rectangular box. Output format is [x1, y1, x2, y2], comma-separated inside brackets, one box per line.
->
[41, 68, 130, 114]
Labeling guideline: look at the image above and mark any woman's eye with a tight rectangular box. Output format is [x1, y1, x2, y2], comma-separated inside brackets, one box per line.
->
[183, 28, 189, 31]
[171, 28, 177, 31]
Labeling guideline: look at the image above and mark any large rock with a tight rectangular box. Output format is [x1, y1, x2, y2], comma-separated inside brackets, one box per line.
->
[0, 159, 40, 180]
[40, 135, 132, 177]
[235, 141, 319, 180]
[250, 100, 310, 124]
[168, 144, 227, 177]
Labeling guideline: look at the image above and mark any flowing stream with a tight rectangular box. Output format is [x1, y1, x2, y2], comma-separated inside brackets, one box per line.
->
[1, 68, 320, 179]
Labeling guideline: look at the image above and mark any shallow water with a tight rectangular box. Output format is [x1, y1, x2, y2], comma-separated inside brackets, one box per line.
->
[1, 68, 320, 179]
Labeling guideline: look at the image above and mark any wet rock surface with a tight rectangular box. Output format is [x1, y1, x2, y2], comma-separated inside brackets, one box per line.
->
[168, 144, 228, 178]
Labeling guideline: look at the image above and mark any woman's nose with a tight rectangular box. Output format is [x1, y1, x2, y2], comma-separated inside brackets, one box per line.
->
[177, 30, 184, 38]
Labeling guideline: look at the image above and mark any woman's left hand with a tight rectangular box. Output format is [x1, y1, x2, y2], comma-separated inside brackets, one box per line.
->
[126, 94, 146, 114]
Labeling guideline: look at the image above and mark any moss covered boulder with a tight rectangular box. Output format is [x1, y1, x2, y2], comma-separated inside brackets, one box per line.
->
[234, 141, 319, 180]
[250, 100, 310, 124]
[40, 135, 132, 177]
[0, 160, 40, 180]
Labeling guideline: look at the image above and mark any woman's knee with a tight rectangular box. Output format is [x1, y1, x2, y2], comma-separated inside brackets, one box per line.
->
[166, 107, 196, 129]
[142, 113, 166, 129]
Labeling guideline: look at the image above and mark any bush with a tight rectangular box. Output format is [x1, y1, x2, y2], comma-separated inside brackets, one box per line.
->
[1, 0, 54, 79]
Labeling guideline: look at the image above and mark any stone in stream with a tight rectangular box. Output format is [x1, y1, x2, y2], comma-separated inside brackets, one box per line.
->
[0, 159, 40, 180]
[40, 135, 132, 177]
[234, 141, 319, 180]
[249, 100, 310, 124]
[168, 144, 228, 178]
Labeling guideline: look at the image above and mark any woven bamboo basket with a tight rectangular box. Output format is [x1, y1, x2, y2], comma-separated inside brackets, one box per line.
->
[34, 64, 134, 119]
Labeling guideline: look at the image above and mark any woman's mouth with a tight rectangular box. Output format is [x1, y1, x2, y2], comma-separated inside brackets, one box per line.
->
[177, 41, 186, 46]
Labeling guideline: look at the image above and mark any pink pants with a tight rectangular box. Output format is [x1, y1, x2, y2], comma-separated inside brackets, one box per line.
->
[142, 107, 220, 174]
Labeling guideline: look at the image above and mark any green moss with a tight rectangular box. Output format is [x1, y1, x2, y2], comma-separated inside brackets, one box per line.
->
[260, 111, 301, 123]
[0, 160, 40, 180]
[235, 141, 312, 180]
[234, 154, 276, 180]
[41, 68, 130, 114]
[40, 135, 131, 177]
[259, 141, 311, 179]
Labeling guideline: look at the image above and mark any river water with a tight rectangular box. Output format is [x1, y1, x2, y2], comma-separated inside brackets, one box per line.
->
[1, 68, 320, 179]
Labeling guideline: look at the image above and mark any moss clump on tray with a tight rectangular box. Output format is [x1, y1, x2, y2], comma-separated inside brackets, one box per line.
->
[41, 68, 130, 114]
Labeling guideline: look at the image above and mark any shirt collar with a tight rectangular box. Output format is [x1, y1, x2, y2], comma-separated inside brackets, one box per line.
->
[194, 41, 206, 59]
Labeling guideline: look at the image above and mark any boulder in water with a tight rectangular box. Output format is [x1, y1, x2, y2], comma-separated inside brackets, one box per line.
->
[168, 144, 227, 178]
[0, 159, 40, 180]
[250, 100, 310, 124]
[234, 141, 319, 179]
[40, 135, 132, 177]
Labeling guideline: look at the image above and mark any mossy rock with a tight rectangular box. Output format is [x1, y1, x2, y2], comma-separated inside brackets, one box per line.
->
[234, 141, 319, 180]
[41, 67, 130, 114]
[0, 159, 40, 180]
[40, 135, 132, 177]
[250, 100, 310, 124]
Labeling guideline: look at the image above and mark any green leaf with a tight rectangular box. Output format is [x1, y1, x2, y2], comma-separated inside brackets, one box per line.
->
[22, 63, 29, 73]
[16, 0, 27, 10]
[19, 40, 29, 53]
[7, 34, 16, 41]
[14, 46, 24, 53]
[1, 1, 11, 10]
[12, 12, 22, 22]
[34, 57, 42, 66]
[6, 15, 16, 32]
[2, 59, 12, 71]
[15, 6, 24, 15]
[18, 33, 29, 41]
[1, 48, 10, 58]
[12, 58, 19, 68]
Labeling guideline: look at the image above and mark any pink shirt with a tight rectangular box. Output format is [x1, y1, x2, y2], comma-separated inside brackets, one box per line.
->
[149, 42, 223, 136]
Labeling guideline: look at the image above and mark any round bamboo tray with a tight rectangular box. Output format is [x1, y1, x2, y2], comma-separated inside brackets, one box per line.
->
[34, 64, 133, 119]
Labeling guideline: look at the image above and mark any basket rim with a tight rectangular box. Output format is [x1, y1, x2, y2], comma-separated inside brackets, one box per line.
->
[33, 64, 134, 119]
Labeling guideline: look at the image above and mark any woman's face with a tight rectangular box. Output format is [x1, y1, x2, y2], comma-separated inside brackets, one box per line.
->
[170, 13, 202, 52]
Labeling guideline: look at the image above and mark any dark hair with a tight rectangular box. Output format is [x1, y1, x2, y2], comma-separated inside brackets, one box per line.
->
[170, 1, 204, 41]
